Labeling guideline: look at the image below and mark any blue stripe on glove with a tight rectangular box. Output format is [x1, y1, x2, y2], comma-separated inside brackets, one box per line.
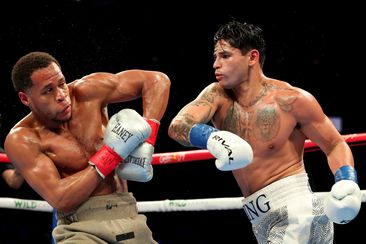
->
[335, 165, 358, 183]
[189, 124, 218, 149]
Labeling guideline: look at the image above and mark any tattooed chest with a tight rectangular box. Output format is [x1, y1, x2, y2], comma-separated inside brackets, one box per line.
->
[222, 103, 280, 144]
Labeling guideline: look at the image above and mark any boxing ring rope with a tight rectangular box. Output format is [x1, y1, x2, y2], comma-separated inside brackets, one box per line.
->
[1, 132, 366, 213]
[150, 132, 366, 165]
[1, 133, 366, 164]
[2, 192, 366, 213]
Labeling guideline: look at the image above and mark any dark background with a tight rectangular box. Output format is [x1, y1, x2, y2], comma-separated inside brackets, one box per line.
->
[0, 1, 365, 243]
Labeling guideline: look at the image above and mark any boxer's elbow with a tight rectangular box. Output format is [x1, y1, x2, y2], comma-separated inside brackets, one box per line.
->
[168, 119, 192, 147]
[155, 72, 171, 93]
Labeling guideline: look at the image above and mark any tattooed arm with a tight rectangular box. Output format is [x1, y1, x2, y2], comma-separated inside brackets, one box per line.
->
[168, 83, 222, 146]
[168, 83, 253, 170]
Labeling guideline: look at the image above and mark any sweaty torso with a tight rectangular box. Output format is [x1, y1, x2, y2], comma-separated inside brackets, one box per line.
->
[213, 79, 307, 197]
[19, 85, 124, 196]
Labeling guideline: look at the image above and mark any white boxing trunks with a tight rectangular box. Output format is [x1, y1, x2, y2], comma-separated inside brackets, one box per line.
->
[242, 173, 333, 244]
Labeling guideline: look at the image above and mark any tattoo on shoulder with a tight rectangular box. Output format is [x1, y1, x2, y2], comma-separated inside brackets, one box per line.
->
[265, 84, 298, 112]
[201, 91, 216, 103]
[275, 92, 297, 112]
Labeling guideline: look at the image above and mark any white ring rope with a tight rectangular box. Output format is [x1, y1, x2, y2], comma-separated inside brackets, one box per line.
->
[1, 133, 365, 214]
[2, 190, 365, 213]
[0, 197, 53, 212]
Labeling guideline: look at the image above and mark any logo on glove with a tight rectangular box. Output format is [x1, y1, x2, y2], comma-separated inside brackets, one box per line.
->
[125, 155, 147, 167]
[211, 134, 234, 162]
[111, 123, 134, 142]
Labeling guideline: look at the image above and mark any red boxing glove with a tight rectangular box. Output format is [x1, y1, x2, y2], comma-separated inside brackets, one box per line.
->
[145, 119, 160, 145]
[89, 144, 122, 178]
[89, 109, 151, 179]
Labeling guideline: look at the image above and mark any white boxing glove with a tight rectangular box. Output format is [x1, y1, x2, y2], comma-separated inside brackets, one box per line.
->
[116, 142, 154, 182]
[117, 119, 160, 182]
[189, 124, 253, 171]
[89, 109, 151, 178]
[324, 165, 362, 224]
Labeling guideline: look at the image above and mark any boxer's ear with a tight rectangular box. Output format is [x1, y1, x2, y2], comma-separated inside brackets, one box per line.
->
[18, 91, 30, 106]
[248, 49, 259, 65]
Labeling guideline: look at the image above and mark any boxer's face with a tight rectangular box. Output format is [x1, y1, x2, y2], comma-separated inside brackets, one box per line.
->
[19, 62, 72, 124]
[213, 39, 251, 89]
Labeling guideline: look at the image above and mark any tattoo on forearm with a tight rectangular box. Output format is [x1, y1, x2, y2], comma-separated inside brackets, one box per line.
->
[170, 115, 196, 146]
